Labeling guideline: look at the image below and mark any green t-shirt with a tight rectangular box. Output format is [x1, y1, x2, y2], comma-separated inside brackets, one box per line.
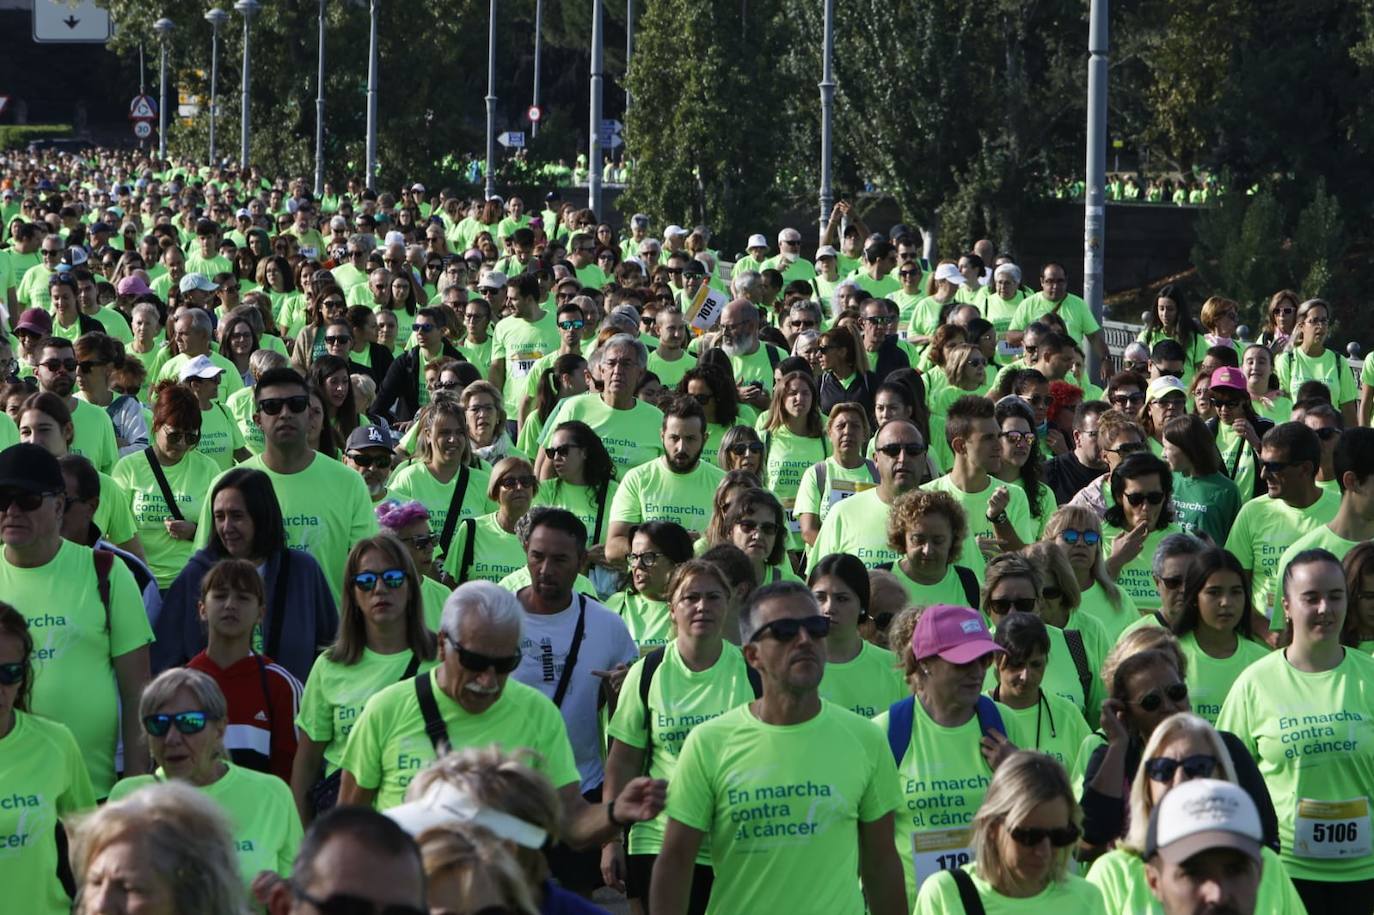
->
[112, 447, 221, 587]
[1009, 292, 1101, 340]
[1176, 630, 1270, 725]
[1217, 649, 1374, 882]
[923, 474, 1034, 578]
[1277, 347, 1356, 406]
[455, 335, 493, 374]
[818, 641, 905, 719]
[877, 695, 1027, 900]
[420, 576, 451, 630]
[0, 711, 96, 915]
[1170, 471, 1241, 544]
[93, 471, 137, 546]
[196, 453, 379, 605]
[108, 763, 302, 889]
[297, 648, 440, 773]
[1077, 581, 1139, 643]
[71, 396, 120, 474]
[530, 479, 619, 546]
[808, 488, 900, 568]
[155, 351, 245, 404]
[1214, 421, 1259, 506]
[607, 641, 756, 858]
[973, 288, 1026, 337]
[1104, 523, 1188, 612]
[491, 311, 561, 413]
[726, 342, 786, 392]
[340, 670, 579, 810]
[387, 462, 496, 561]
[996, 690, 1091, 772]
[761, 426, 829, 547]
[890, 562, 977, 608]
[794, 456, 879, 528]
[0, 539, 152, 795]
[914, 865, 1107, 914]
[1224, 489, 1340, 618]
[1275, 524, 1361, 607]
[647, 349, 696, 388]
[441, 512, 526, 584]
[668, 702, 900, 915]
[538, 393, 665, 474]
[610, 457, 724, 534]
[606, 591, 672, 653]
[90, 306, 134, 343]
[1086, 845, 1304, 915]
[195, 401, 247, 471]
[224, 386, 265, 454]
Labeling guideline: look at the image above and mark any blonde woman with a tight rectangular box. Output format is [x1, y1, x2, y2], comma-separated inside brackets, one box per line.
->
[913, 751, 1106, 913]
[1043, 505, 1137, 641]
[1021, 540, 1111, 673]
[418, 824, 540, 915]
[1085, 712, 1304, 913]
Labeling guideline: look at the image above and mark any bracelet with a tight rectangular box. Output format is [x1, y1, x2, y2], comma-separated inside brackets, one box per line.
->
[607, 796, 630, 829]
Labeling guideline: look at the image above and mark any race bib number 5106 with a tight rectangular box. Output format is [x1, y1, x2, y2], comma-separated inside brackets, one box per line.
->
[1294, 797, 1371, 860]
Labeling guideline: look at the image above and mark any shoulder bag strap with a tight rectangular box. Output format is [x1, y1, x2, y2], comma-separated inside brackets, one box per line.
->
[1062, 628, 1093, 708]
[143, 447, 185, 521]
[456, 517, 477, 583]
[265, 550, 291, 661]
[954, 565, 980, 609]
[864, 459, 880, 484]
[591, 483, 609, 545]
[637, 648, 667, 770]
[413, 671, 450, 753]
[93, 548, 115, 634]
[400, 652, 422, 681]
[551, 595, 587, 708]
[949, 867, 987, 915]
[437, 464, 472, 557]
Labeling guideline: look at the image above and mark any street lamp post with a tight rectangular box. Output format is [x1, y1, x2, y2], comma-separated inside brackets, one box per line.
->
[314, 0, 326, 196]
[205, 8, 229, 166]
[818, 0, 835, 237]
[234, 0, 260, 170]
[484, 0, 497, 200]
[588, 0, 603, 213]
[365, 0, 379, 190]
[154, 18, 173, 161]
[531, 0, 542, 138]
[625, 0, 633, 113]
[1084, 0, 1108, 376]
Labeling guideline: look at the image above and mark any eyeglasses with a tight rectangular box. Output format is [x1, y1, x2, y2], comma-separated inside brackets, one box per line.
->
[1009, 824, 1080, 848]
[352, 568, 408, 592]
[788, 319, 817, 329]
[875, 442, 927, 459]
[0, 490, 58, 512]
[325, 334, 353, 346]
[465, 403, 497, 415]
[1208, 396, 1243, 409]
[322, 298, 347, 309]
[1106, 441, 1146, 456]
[1159, 574, 1185, 591]
[1272, 305, 1296, 316]
[290, 885, 427, 915]
[557, 319, 586, 330]
[1123, 490, 1166, 507]
[399, 532, 437, 551]
[1145, 753, 1218, 783]
[162, 429, 200, 446]
[749, 614, 832, 643]
[1000, 430, 1036, 446]
[412, 322, 437, 335]
[258, 395, 310, 415]
[860, 316, 892, 326]
[737, 518, 780, 537]
[0, 662, 24, 686]
[987, 596, 1038, 615]
[664, 267, 684, 276]
[498, 475, 537, 490]
[544, 444, 581, 459]
[1059, 529, 1102, 546]
[430, 380, 461, 392]
[1305, 316, 1330, 326]
[40, 248, 62, 258]
[627, 551, 662, 568]
[728, 441, 764, 455]
[1041, 586, 1064, 602]
[38, 357, 78, 373]
[347, 452, 393, 469]
[1131, 680, 1188, 712]
[1110, 393, 1145, 407]
[142, 711, 210, 737]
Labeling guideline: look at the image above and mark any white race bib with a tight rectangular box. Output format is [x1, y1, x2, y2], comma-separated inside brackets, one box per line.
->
[1294, 797, 1371, 860]
[781, 497, 801, 534]
[509, 348, 543, 378]
[826, 476, 876, 509]
[912, 827, 973, 887]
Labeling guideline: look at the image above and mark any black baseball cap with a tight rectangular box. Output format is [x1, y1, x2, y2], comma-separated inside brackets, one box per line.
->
[0, 444, 65, 495]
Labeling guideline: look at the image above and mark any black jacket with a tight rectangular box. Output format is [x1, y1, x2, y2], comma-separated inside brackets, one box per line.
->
[819, 369, 879, 421]
[352, 342, 395, 391]
[375, 343, 466, 421]
[1044, 451, 1105, 505]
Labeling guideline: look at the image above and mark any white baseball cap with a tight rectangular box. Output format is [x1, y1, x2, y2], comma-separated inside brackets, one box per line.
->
[478, 270, 508, 291]
[663, 224, 687, 238]
[1145, 779, 1262, 866]
[178, 354, 225, 382]
[747, 234, 768, 249]
[815, 245, 838, 259]
[933, 262, 966, 286]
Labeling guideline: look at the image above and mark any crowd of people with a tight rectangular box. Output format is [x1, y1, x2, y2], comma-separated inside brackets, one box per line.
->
[0, 147, 1371, 915]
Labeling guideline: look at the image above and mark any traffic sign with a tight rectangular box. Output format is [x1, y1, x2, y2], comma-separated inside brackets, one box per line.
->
[133, 121, 153, 139]
[129, 95, 157, 121]
[33, 0, 112, 43]
[527, 105, 543, 123]
[598, 119, 624, 149]
[497, 131, 526, 149]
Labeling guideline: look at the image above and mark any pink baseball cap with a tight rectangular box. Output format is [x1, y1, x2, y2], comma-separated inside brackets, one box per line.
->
[115, 275, 152, 297]
[1209, 366, 1246, 393]
[912, 604, 1004, 664]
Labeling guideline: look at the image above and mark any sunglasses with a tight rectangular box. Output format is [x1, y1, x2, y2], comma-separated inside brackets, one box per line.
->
[1106, 441, 1146, 456]
[544, 444, 581, 459]
[430, 380, 461, 391]
[142, 710, 210, 737]
[1131, 680, 1188, 712]
[77, 360, 108, 373]
[875, 442, 927, 459]
[1208, 396, 1243, 409]
[352, 568, 408, 592]
[1124, 490, 1166, 506]
[737, 518, 780, 537]
[347, 452, 393, 469]
[400, 532, 437, 551]
[728, 441, 764, 455]
[1261, 460, 1300, 476]
[325, 335, 353, 345]
[750, 614, 832, 643]
[412, 322, 436, 334]
[258, 395, 310, 415]
[499, 475, 537, 490]
[1060, 529, 1102, 546]
[1009, 824, 1081, 848]
[0, 490, 57, 512]
[38, 358, 78, 373]
[1145, 753, 1218, 783]
[1111, 393, 1145, 406]
[691, 392, 714, 405]
[0, 661, 24, 686]
[291, 886, 427, 915]
[162, 430, 200, 446]
[449, 638, 522, 674]
[627, 551, 661, 568]
[1042, 586, 1063, 601]
[558, 319, 586, 330]
[987, 597, 1037, 615]
[1000, 430, 1036, 446]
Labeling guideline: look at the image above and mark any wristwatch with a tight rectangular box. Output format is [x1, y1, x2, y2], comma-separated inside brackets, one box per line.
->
[986, 510, 1009, 525]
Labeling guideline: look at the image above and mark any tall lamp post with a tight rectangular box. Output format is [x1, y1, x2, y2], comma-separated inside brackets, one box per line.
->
[1084, 0, 1108, 377]
[365, 0, 380, 190]
[818, 0, 835, 237]
[625, 0, 633, 113]
[234, 0, 260, 170]
[588, 0, 603, 213]
[531, 0, 542, 138]
[204, 8, 229, 165]
[314, 0, 327, 196]
[484, 0, 497, 200]
[153, 18, 173, 161]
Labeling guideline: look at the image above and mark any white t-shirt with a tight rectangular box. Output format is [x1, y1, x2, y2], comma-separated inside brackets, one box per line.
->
[513, 592, 638, 792]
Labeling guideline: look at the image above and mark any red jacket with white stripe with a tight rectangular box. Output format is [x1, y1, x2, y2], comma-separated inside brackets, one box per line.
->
[187, 650, 302, 783]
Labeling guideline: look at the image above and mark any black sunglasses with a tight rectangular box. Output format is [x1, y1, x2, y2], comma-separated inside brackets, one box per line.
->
[449, 637, 522, 674]
[737, 518, 780, 537]
[1009, 824, 1081, 848]
[348, 452, 393, 469]
[875, 442, 927, 459]
[1145, 753, 1217, 783]
[291, 885, 427, 915]
[258, 395, 310, 415]
[728, 441, 764, 455]
[987, 597, 1037, 615]
[1131, 681, 1188, 713]
[544, 444, 581, 459]
[1124, 490, 1166, 507]
[749, 614, 831, 643]
[0, 490, 59, 512]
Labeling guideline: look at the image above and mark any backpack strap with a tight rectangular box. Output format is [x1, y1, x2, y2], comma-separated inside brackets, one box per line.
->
[400, 652, 422, 681]
[551, 595, 587, 708]
[954, 565, 980, 608]
[885, 695, 915, 764]
[437, 464, 472, 557]
[974, 695, 1006, 739]
[637, 647, 668, 772]
[1062, 628, 1093, 708]
[949, 867, 987, 915]
[93, 548, 115, 634]
[455, 517, 477, 583]
[765, 344, 780, 373]
[413, 671, 450, 753]
[863, 459, 880, 484]
[143, 447, 185, 521]
[813, 461, 827, 502]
